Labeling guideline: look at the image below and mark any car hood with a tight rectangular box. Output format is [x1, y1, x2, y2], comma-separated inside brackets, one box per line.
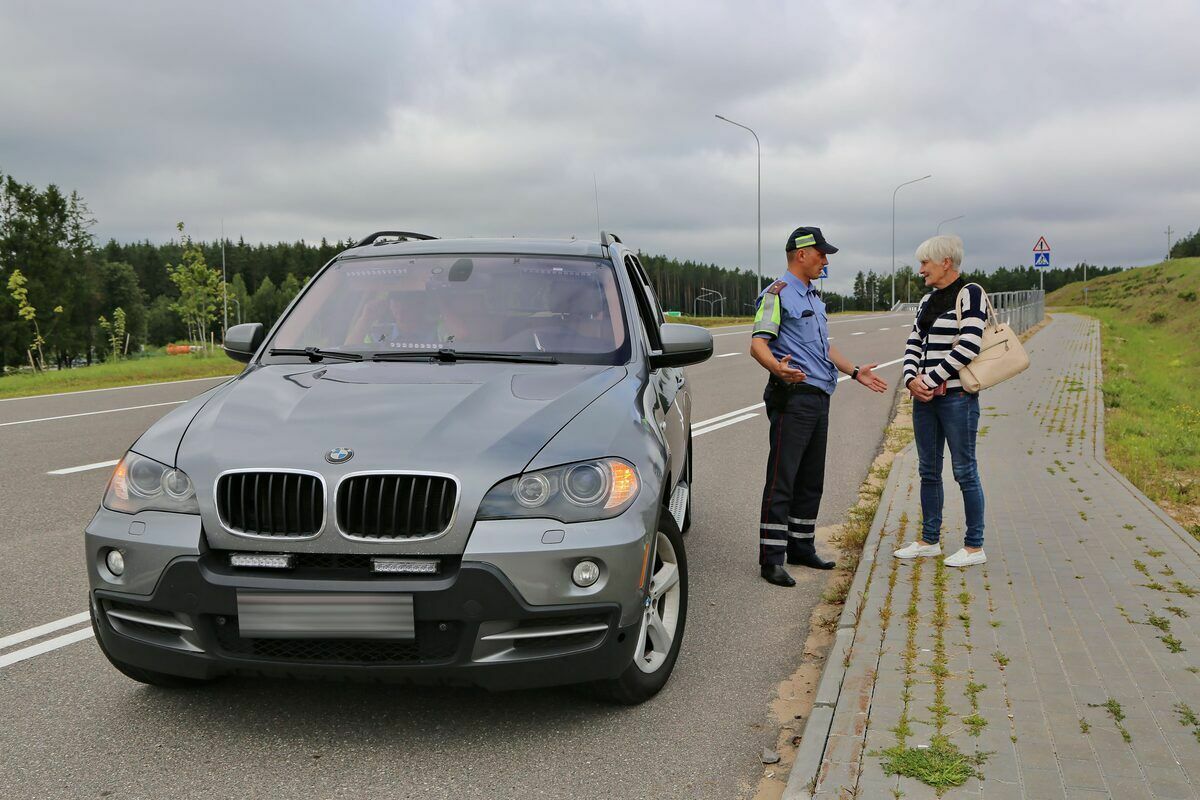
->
[175, 361, 625, 553]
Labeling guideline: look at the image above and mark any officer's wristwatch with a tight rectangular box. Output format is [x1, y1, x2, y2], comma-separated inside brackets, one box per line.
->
[851, 365, 860, 381]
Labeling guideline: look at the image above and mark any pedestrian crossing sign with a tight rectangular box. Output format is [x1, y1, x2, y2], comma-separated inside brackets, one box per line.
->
[1034, 252, 1050, 267]
[819, 266, 828, 279]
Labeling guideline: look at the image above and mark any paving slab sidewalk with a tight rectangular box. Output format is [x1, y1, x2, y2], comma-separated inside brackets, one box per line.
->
[785, 314, 1200, 800]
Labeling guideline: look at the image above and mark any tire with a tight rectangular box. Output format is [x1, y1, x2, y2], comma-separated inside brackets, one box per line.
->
[596, 512, 688, 705]
[680, 435, 693, 535]
[90, 604, 219, 689]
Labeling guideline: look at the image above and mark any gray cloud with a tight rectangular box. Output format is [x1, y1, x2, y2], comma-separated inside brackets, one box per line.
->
[2, 0, 1197, 294]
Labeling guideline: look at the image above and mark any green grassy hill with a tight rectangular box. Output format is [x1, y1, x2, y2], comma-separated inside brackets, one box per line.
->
[1047, 257, 1199, 537]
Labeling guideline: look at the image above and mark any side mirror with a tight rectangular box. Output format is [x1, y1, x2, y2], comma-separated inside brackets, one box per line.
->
[649, 323, 713, 369]
[222, 323, 265, 363]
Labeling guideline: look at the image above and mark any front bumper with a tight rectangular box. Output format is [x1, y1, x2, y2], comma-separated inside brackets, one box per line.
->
[90, 554, 642, 690]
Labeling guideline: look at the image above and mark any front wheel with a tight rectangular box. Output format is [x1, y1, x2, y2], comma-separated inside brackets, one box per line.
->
[596, 513, 688, 705]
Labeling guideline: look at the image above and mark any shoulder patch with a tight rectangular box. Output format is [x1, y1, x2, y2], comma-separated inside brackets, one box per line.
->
[767, 280, 787, 295]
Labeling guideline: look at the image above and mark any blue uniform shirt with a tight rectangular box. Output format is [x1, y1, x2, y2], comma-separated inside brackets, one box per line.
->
[752, 272, 837, 395]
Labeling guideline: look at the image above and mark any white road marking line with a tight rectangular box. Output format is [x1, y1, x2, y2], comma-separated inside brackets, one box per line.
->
[0, 612, 90, 651]
[0, 375, 230, 404]
[0, 400, 185, 428]
[709, 312, 911, 338]
[851, 331, 865, 336]
[0, 627, 94, 669]
[693, 413, 758, 436]
[47, 459, 120, 476]
[879, 327, 890, 331]
[716, 353, 740, 358]
[689, 357, 906, 431]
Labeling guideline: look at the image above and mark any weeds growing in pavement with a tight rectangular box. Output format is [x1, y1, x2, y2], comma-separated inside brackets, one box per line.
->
[1160, 634, 1185, 653]
[993, 650, 1009, 668]
[1124, 524, 1136, 531]
[876, 735, 989, 792]
[1133, 560, 1150, 576]
[1172, 581, 1198, 598]
[1166, 606, 1189, 618]
[1079, 718, 1091, 734]
[1147, 548, 1165, 557]
[1089, 699, 1132, 743]
[1146, 613, 1172, 633]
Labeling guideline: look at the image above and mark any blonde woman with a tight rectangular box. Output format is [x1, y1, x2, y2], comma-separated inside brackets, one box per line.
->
[893, 235, 988, 568]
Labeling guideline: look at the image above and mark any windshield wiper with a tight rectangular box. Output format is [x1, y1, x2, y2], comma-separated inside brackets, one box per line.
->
[268, 347, 363, 362]
[371, 348, 558, 365]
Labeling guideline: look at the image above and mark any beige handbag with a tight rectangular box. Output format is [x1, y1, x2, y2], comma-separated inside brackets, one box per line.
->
[953, 284, 1030, 393]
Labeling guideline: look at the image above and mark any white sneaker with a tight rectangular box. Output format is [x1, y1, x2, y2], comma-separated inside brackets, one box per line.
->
[944, 548, 987, 567]
[894, 541, 942, 559]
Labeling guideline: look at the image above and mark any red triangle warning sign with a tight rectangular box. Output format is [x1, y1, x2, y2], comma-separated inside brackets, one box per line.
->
[1033, 236, 1050, 252]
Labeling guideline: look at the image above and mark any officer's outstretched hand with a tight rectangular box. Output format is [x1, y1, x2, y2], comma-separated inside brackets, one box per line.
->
[775, 354, 807, 384]
[856, 363, 888, 393]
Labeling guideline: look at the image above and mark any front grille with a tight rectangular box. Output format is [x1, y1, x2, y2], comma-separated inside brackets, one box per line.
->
[337, 474, 456, 539]
[217, 471, 324, 537]
[212, 618, 461, 664]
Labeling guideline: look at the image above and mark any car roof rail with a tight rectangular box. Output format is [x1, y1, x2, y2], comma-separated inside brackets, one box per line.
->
[599, 230, 622, 246]
[355, 230, 439, 247]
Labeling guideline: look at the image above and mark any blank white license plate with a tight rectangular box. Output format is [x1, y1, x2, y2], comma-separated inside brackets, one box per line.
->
[236, 593, 415, 639]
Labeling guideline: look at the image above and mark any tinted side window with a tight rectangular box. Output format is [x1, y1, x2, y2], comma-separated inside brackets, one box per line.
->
[623, 254, 663, 352]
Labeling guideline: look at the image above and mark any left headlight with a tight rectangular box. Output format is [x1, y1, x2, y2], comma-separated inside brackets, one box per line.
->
[477, 458, 640, 523]
[103, 451, 200, 515]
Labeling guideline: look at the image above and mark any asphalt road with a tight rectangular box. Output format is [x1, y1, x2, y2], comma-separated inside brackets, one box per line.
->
[0, 312, 912, 800]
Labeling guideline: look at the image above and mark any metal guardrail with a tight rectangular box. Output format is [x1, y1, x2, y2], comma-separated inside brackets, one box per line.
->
[891, 290, 1045, 335]
[988, 289, 1044, 334]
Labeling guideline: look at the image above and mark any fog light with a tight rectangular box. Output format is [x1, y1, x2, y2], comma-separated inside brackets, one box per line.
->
[572, 560, 600, 587]
[105, 549, 125, 576]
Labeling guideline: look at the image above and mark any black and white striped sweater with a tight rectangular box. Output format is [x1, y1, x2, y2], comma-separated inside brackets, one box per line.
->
[902, 283, 988, 389]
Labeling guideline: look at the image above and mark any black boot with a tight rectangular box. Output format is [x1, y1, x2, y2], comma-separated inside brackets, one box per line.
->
[760, 564, 796, 587]
[788, 551, 836, 570]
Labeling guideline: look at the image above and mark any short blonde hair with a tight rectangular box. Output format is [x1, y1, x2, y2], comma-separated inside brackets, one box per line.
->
[915, 235, 963, 269]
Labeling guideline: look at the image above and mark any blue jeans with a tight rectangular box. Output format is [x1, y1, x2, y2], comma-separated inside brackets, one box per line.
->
[913, 391, 985, 548]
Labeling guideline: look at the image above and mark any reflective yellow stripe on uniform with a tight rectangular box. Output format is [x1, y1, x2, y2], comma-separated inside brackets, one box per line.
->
[753, 292, 781, 337]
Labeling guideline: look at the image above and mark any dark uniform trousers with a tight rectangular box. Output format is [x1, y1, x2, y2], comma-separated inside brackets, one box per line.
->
[759, 381, 830, 566]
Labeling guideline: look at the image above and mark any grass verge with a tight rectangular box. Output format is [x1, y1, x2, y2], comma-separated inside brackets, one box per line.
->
[0, 349, 241, 400]
[1047, 257, 1200, 538]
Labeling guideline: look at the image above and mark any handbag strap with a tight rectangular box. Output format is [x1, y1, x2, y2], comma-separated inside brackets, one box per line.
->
[954, 283, 996, 328]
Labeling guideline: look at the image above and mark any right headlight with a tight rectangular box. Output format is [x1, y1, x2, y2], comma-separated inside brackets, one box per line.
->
[476, 458, 640, 523]
[103, 451, 200, 515]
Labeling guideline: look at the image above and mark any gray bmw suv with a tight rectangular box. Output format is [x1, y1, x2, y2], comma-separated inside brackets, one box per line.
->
[84, 231, 711, 703]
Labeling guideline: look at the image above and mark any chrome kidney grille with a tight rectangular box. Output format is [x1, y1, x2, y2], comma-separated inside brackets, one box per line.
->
[337, 474, 457, 539]
[216, 471, 324, 538]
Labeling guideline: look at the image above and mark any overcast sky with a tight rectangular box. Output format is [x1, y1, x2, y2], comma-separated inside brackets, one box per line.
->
[2, 0, 1198, 293]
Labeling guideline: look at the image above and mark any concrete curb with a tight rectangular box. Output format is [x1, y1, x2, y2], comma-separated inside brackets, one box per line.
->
[781, 443, 913, 800]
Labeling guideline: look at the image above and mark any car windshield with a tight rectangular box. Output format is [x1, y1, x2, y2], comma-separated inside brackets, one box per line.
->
[267, 255, 630, 365]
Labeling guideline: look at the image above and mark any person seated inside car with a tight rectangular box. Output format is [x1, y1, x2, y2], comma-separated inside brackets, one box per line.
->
[347, 290, 438, 348]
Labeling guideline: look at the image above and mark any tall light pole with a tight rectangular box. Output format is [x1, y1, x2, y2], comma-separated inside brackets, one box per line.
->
[715, 114, 762, 293]
[892, 174, 931, 308]
[220, 217, 228, 334]
[936, 214, 964, 234]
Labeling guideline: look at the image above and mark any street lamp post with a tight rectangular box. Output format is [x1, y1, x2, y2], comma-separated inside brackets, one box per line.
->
[936, 214, 964, 234]
[715, 114, 762, 293]
[892, 174, 932, 309]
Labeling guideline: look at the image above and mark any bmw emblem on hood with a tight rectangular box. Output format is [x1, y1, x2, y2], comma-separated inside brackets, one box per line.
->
[326, 447, 354, 464]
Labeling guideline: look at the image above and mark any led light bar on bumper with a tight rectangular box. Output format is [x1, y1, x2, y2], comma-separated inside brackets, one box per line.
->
[104, 452, 199, 515]
[476, 458, 639, 523]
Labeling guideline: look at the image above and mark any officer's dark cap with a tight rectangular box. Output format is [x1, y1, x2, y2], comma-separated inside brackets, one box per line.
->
[785, 226, 838, 255]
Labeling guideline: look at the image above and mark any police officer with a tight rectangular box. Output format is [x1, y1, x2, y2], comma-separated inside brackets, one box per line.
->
[751, 227, 889, 587]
